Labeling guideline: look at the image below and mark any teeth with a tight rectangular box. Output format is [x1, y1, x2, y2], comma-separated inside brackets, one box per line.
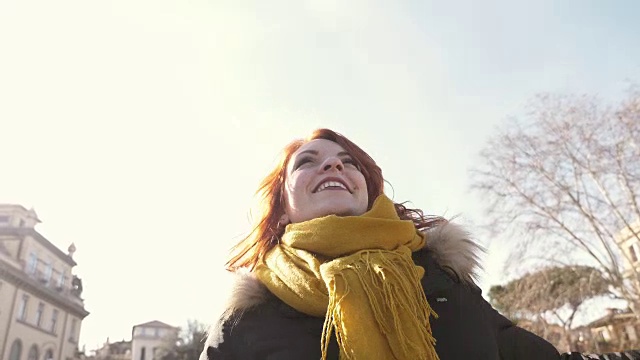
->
[317, 181, 347, 192]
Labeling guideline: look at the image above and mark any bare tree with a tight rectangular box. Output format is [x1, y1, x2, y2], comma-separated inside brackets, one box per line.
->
[471, 88, 640, 310]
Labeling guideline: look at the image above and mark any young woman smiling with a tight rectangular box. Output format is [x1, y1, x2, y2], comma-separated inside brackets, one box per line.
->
[201, 128, 561, 360]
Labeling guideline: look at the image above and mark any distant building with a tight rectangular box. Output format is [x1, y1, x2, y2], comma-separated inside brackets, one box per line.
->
[616, 219, 640, 278]
[0, 205, 89, 360]
[131, 321, 179, 360]
[94, 338, 131, 360]
[615, 219, 640, 317]
[585, 308, 639, 353]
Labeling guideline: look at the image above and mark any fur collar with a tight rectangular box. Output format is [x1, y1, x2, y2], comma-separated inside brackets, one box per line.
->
[423, 222, 483, 285]
[202, 222, 483, 353]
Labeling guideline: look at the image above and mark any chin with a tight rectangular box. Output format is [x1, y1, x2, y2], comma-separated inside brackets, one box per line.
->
[315, 203, 364, 218]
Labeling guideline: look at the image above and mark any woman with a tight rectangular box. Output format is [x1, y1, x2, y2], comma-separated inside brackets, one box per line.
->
[201, 128, 561, 359]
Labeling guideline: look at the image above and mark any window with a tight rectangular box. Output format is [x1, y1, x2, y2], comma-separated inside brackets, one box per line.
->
[17, 295, 29, 320]
[44, 349, 54, 360]
[18, 219, 25, 227]
[51, 309, 59, 334]
[69, 318, 77, 342]
[27, 253, 38, 274]
[631, 245, 639, 263]
[9, 339, 22, 360]
[35, 303, 44, 327]
[57, 271, 65, 289]
[0, 215, 9, 225]
[140, 346, 146, 360]
[27, 345, 39, 360]
[44, 262, 53, 285]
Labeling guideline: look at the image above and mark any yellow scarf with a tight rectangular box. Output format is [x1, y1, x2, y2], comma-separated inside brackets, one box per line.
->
[255, 195, 439, 360]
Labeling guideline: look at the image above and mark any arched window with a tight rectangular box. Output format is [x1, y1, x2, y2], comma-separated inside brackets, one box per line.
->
[27, 345, 39, 360]
[9, 339, 22, 360]
[44, 349, 54, 360]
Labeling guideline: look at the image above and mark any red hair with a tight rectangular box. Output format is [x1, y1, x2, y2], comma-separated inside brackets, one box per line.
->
[226, 129, 446, 271]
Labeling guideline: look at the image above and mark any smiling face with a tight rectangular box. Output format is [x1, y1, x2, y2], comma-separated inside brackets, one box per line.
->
[283, 139, 369, 224]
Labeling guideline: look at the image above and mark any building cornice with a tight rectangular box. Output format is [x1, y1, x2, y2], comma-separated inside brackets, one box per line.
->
[0, 257, 89, 319]
[0, 227, 77, 266]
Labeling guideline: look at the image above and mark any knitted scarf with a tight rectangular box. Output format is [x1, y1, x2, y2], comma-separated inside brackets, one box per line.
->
[255, 195, 439, 360]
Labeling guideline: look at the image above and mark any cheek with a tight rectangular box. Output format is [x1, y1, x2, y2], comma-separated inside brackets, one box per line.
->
[293, 170, 315, 190]
[283, 180, 294, 206]
[284, 174, 305, 203]
[355, 174, 368, 192]
[354, 174, 369, 203]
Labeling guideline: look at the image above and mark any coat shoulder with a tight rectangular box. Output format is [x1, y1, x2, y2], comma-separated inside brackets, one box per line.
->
[200, 270, 270, 355]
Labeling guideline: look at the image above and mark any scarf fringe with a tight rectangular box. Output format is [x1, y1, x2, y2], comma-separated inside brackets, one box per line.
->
[321, 249, 439, 360]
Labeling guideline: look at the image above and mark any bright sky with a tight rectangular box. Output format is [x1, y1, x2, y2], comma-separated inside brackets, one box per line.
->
[1, 0, 639, 352]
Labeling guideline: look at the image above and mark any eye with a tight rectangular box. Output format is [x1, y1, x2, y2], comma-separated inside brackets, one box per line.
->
[293, 157, 313, 170]
[342, 157, 360, 170]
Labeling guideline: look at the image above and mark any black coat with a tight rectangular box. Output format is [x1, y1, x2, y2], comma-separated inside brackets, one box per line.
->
[202, 224, 561, 360]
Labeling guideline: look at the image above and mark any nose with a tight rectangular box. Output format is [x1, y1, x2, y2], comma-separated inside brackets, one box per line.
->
[321, 157, 344, 172]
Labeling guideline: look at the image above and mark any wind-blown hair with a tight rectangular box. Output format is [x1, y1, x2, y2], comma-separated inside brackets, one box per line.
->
[226, 128, 447, 271]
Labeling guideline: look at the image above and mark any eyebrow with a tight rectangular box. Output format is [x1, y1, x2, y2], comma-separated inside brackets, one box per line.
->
[296, 150, 351, 157]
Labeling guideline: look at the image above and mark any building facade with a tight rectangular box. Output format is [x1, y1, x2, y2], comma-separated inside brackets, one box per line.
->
[580, 308, 639, 353]
[94, 339, 131, 360]
[131, 321, 178, 360]
[617, 220, 640, 279]
[0, 205, 89, 360]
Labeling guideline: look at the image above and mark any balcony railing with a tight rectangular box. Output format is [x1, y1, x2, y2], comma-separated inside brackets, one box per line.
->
[19, 268, 85, 305]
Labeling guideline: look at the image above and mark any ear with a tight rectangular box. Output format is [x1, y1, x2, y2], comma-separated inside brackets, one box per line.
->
[279, 214, 290, 226]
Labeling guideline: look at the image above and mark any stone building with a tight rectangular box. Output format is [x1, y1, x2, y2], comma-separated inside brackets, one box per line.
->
[617, 219, 640, 279]
[0, 205, 89, 360]
[94, 339, 131, 360]
[131, 321, 179, 360]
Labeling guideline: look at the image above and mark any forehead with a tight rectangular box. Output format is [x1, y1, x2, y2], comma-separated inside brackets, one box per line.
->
[291, 139, 347, 158]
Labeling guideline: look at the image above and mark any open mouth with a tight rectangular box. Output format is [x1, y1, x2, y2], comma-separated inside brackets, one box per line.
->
[314, 180, 351, 193]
